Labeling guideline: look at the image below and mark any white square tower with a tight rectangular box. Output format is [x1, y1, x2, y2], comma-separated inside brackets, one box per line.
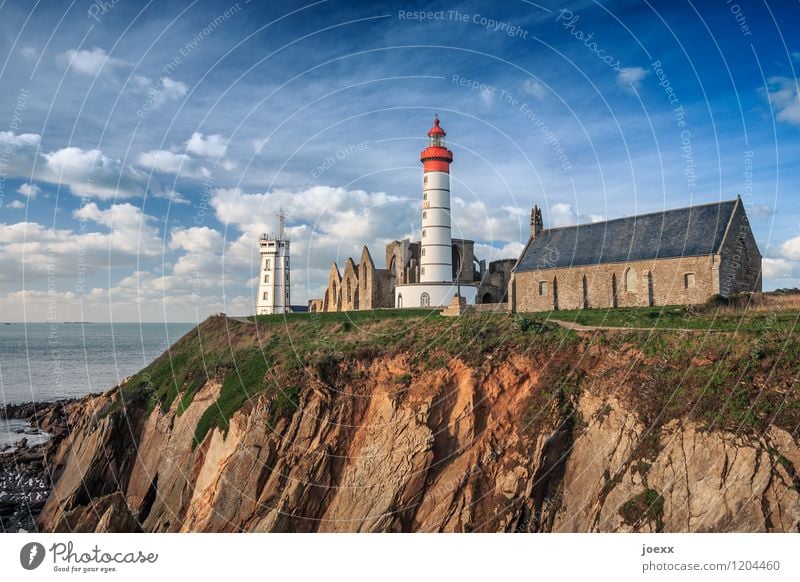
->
[256, 211, 291, 315]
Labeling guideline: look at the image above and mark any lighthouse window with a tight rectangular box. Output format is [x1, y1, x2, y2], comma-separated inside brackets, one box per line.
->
[262, 291, 269, 300]
[420, 293, 430, 307]
[424, 176, 428, 184]
[423, 192, 427, 200]
[264, 274, 270, 283]
[422, 230, 427, 238]
[264, 258, 271, 270]
[422, 211, 427, 219]
[421, 248, 426, 256]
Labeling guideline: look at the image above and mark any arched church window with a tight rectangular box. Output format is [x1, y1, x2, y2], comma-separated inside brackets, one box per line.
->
[625, 267, 637, 292]
[420, 293, 430, 307]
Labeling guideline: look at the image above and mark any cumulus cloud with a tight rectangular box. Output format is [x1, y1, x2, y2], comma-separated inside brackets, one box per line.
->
[549, 202, 578, 227]
[762, 77, 800, 126]
[133, 76, 188, 109]
[0, 203, 162, 286]
[58, 47, 128, 76]
[618, 66, 649, 89]
[185, 133, 227, 159]
[522, 79, 546, 100]
[775, 235, 800, 260]
[0, 133, 142, 199]
[18, 183, 40, 198]
[0, 131, 40, 148]
[136, 149, 208, 178]
[5, 200, 25, 209]
[40, 146, 143, 198]
[762, 257, 795, 279]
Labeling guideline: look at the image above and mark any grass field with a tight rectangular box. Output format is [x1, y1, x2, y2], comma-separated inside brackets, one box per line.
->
[546, 304, 800, 333]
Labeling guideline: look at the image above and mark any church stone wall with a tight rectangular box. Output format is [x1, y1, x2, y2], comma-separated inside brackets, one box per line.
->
[718, 204, 762, 297]
[512, 255, 718, 313]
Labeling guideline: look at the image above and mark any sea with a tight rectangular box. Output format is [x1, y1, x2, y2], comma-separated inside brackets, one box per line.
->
[0, 322, 194, 445]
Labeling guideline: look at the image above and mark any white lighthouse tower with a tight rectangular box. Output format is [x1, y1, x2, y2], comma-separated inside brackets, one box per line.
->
[395, 117, 477, 308]
[256, 210, 291, 315]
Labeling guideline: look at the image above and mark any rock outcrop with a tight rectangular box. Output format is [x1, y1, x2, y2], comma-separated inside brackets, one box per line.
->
[35, 316, 800, 532]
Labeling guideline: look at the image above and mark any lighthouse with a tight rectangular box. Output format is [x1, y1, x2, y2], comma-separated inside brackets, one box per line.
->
[256, 210, 291, 315]
[420, 117, 454, 283]
[394, 117, 477, 308]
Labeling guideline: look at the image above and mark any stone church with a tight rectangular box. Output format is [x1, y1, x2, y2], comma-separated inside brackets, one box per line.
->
[510, 196, 762, 313]
[309, 238, 515, 312]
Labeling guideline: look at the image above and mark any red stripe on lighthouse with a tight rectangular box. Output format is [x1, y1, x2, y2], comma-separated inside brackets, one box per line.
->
[423, 160, 450, 173]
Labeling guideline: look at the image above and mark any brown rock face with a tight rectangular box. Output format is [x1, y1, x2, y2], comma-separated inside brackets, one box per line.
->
[36, 321, 800, 533]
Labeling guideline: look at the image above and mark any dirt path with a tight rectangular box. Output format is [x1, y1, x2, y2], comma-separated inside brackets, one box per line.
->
[549, 319, 728, 333]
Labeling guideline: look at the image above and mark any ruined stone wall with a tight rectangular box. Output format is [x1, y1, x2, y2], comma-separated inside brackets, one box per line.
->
[513, 255, 717, 312]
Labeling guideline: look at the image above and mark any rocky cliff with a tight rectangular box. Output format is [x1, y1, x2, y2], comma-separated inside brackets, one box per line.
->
[36, 312, 800, 532]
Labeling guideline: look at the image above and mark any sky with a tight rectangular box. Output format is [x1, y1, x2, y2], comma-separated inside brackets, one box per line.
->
[0, 0, 798, 323]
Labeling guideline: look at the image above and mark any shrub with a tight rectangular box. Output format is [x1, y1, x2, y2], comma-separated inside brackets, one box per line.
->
[619, 488, 665, 531]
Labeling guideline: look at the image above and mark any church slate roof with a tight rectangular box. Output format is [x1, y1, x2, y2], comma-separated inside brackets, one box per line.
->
[514, 199, 738, 273]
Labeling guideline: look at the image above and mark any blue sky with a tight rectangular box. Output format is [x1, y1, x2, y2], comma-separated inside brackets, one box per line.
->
[0, 0, 798, 322]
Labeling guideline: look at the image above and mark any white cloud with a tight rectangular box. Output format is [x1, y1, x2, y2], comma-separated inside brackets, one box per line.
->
[136, 149, 208, 178]
[0, 203, 162, 285]
[133, 76, 188, 109]
[776, 235, 800, 260]
[160, 77, 188, 101]
[618, 67, 649, 89]
[185, 132, 227, 159]
[522, 79, 546, 100]
[58, 47, 128, 76]
[40, 146, 143, 198]
[791, 51, 800, 63]
[0, 131, 40, 148]
[151, 189, 190, 205]
[5, 200, 25, 209]
[762, 258, 795, 279]
[587, 213, 605, 223]
[18, 183, 41, 198]
[19, 46, 38, 59]
[479, 87, 494, 106]
[0, 135, 142, 199]
[762, 77, 800, 126]
[549, 202, 577, 227]
[251, 137, 270, 154]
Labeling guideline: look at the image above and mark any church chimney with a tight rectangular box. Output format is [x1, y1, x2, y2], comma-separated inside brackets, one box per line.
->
[530, 205, 543, 238]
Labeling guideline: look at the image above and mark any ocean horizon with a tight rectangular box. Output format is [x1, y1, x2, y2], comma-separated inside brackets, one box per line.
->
[0, 322, 195, 406]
